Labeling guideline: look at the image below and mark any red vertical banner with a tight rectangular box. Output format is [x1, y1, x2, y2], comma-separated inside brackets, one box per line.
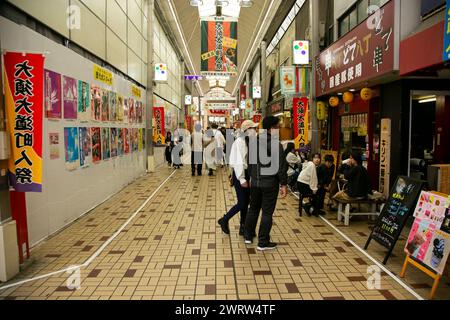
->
[185, 116, 192, 132]
[240, 84, 246, 101]
[3, 52, 45, 192]
[253, 114, 262, 124]
[153, 107, 165, 144]
[293, 97, 309, 149]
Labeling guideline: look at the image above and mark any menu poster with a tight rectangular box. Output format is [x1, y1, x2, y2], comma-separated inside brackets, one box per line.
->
[365, 176, 424, 264]
[404, 217, 436, 262]
[413, 191, 447, 228]
[423, 230, 450, 275]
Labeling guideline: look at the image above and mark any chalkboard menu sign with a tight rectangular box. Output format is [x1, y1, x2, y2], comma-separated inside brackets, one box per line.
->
[365, 176, 425, 264]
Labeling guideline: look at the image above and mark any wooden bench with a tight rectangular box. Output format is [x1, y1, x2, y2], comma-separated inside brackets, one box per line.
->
[336, 197, 383, 226]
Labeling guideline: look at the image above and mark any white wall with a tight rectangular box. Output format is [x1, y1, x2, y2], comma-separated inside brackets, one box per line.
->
[0, 17, 147, 246]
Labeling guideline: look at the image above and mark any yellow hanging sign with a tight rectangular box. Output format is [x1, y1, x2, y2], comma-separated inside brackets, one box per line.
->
[93, 65, 113, 86]
[132, 85, 141, 98]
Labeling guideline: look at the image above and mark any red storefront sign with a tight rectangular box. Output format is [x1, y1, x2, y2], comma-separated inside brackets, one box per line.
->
[293, 98, 309, 147]
[315, 0, 396, 97]
[209, 109, 228, 116]
[185, 116, 193, 131]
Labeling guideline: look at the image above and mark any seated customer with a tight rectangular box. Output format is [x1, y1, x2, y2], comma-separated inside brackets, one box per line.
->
[333, 151, 372, 203]
[285, 143, 302, 189]
[297, 153, 321, 216]
[316, 155, 335, 216]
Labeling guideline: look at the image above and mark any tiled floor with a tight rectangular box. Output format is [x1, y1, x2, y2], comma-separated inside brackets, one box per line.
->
[0, 166, 448, 300]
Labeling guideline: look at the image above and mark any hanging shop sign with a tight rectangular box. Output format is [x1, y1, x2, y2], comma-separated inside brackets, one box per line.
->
[316, 101, 326, 121]
[4, 52, 45, 192]
[293, 98, 309, 150]
[154, 63, 168, 82]
[329, 96, 340, 107]
[93, 64, 113, 86]
[131, 85, 141, 98]
[185, 116, 193, 131]
[201, 20, 238, 76]
[295, 67, 309, 95]
[253, 86, 262, 99]
[343, 91, 354, 104]
[380, 118, 391, 197]
[444, 0, 450, 61]
[209, 109, 228, 116]
[365, 176, 425, 264]
[184, 75, 204, 81]
[185, 95, 192, 106]
[153, 107, 165, 145]
[205, 102, 235, 109]
[293, 40, 309, 65]
[280, 66, 296, 95]
[245, 99, 253, 115]
[315, 0, 396, 96]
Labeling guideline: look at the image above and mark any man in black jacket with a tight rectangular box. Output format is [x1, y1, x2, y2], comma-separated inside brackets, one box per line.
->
[316, 155, 335, 216]
[244, 116, 288, 251]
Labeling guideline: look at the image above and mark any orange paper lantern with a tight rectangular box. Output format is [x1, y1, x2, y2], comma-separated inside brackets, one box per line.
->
[343, 92, 354, 104]
[329, 96, 339, 108]
[360, 87, 373, 101]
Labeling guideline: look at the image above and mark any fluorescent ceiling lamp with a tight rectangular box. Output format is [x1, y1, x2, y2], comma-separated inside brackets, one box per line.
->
[198, 0, 216, 17]
[221, 0, 241, 18]
[418, 97, 436, 104]
[168, 0, 204, 96]
[206, 75, 231, 81]
[218, 80, 227, 87]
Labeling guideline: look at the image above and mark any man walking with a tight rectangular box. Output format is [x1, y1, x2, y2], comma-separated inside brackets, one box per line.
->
[191, 122, 204, 176]
[245, 116, 288, 251]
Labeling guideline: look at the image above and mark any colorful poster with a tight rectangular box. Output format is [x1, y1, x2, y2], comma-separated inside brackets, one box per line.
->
[296, 67, 309, 95]
[90, 127, 102, 163]
[444, 0, 450, 61]
[123, 128, 130, 155]
[442, 205, 450, 234]
[201, 20, 238, 75]
[280, 66, 296, 95]
[63, 76, 77, 120]
[49, 133, 59, 160]
[423, 230, 450, 275]
[91, 86, 102, 121]
[131, 128, 138, 152]
[4, 52, 45, 192]
[128, 98, 135, 124]
[78, 81, 90, 122]
[118, 128, 124, 156]
[123, 97, 129, 123]
[109, 91, 117, 122]
[413, 191, 447, 228]
[101, 90, 110, 122]
[64, 127, 79, 171]
[293, 98, 309, 150]
[136, 101, 143, 124]
[138, 128, 143, 151]
[117, 94, 124, 122]
[78, 127, 91, 167]
[44, 69, 62, 119]
[110, 128, 118, 158]
[405, 217, 436, 262]
[101, 127, 110, 160]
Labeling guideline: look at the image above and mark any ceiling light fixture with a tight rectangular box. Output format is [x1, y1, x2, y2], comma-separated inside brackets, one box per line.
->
[240, 0, 254, 7]
[418, 97, 437, 104]
[232, 0, 278, 96]
[167, 0, 204, 96]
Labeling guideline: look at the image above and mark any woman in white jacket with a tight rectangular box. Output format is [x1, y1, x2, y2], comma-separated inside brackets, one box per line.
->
[297, 153, 321, 216]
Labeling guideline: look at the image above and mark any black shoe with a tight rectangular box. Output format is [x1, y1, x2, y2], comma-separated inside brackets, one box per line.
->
[239, 225, 245, 236]
[257, 242, 278, 251]
[208, 170, 214, 176]
[319, 210, 326, 216]
[218, 218, 230, 235]
[192, 172, 195, 176]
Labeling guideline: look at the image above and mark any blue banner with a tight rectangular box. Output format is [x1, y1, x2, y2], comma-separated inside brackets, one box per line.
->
[445, 0, 450, 61]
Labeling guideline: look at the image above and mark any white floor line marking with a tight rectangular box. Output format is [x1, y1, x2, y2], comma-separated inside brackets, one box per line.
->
[289, 191, 424, 301]
[0, 170, 177, 292]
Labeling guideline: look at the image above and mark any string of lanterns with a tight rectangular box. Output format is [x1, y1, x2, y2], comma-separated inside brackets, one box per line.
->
[318, 87, 373, 120]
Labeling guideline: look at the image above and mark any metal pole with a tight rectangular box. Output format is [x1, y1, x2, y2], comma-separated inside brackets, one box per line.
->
[260, 41, 267, 118]
[146, 0, 155, 172]
[309, 0, 320, 153]
[0, 38, 12, 223]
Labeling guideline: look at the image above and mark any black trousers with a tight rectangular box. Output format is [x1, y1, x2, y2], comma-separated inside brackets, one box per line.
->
[245, 185, 279, 246]
[191, 151, 203, 174]
[298, 182, 320, 214]
[316, 187, 327, 210]
[223, 172, 250, 225]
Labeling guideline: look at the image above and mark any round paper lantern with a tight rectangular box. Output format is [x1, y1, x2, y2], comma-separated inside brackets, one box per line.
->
[316, 101, 326, 121]
[329, 96, 339, 108]
[343, 92, 354, 104]
[360, 87, 373, 101]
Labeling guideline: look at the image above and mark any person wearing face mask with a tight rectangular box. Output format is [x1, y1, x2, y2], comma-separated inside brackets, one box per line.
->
[244, 116, 288, 251]
[218, 120, 258, 236]
[297, 153, 321, 217]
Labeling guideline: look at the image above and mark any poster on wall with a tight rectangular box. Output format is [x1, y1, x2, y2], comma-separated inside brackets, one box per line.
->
[91, 86, 102, 122]
[101, 127, 110, 160]
[90, 127, 102, 163]
[123, 128, 130, 154]
[4, 52, 45, 192]
[101, 90, 110, 122]
[78, 127, 91, 167]
[45, 69, 62, 119]
[136, 101, 143, 124]
[293, 97, 309, 150]
[64, 127, 79, 171]
[117, 94, 125, 122]
[138, 128, 144, 151]
[414, 191, 447, 228]
[118, 128, 124, 156]
[443, 0, 450, 61]
[201, 19, 238, 75]
[110, 128, 118, 158]
[63, 76, 78, 120]
[109, 91, 117, 122]
[49, 133, 60, 160]
[128, 98, 136, 124]
[78, 81, 90, 122]
[123, 97, 129, 124]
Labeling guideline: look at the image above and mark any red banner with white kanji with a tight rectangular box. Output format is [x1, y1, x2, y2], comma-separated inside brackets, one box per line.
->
[4, 52, 45, 193]
[293, 97, 309, 149]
